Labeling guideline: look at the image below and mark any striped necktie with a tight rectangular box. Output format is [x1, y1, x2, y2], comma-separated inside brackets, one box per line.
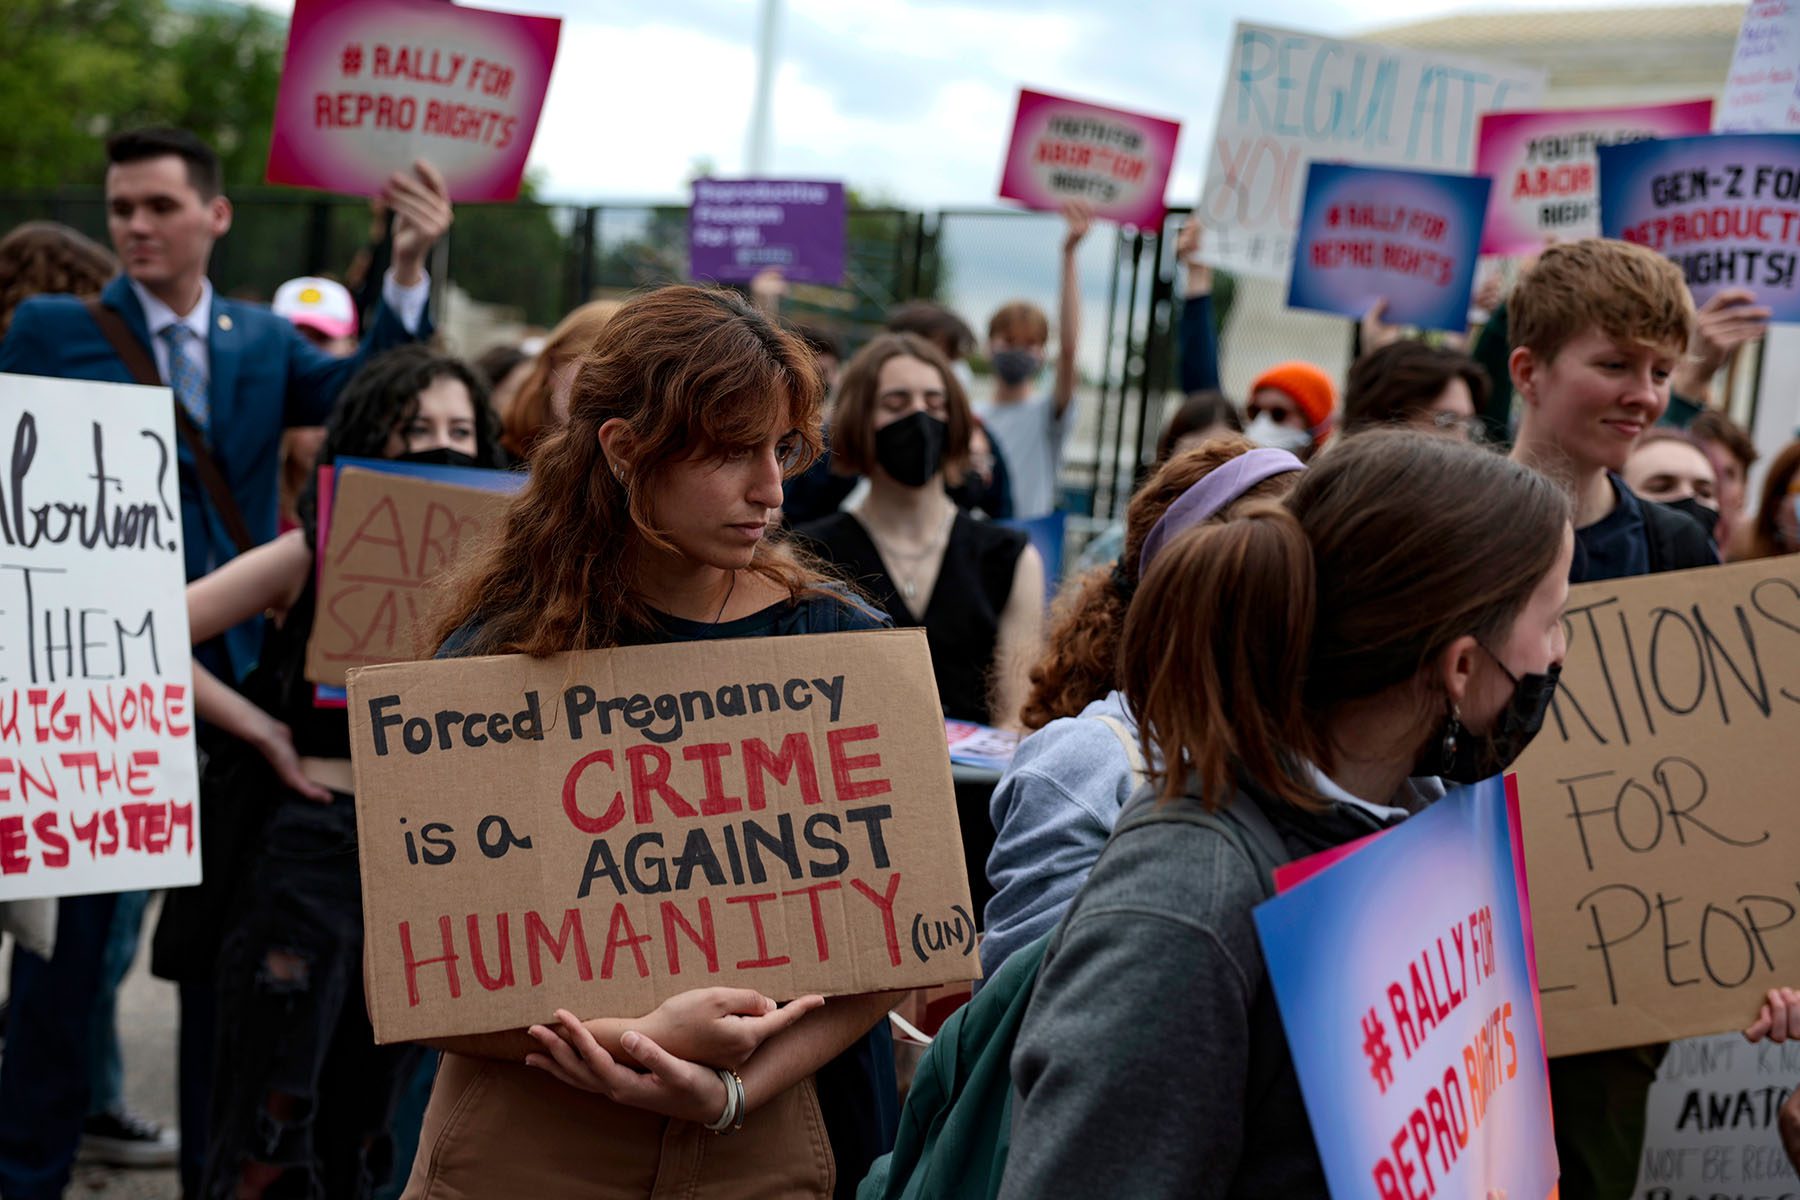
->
[158, 324, 208, 430]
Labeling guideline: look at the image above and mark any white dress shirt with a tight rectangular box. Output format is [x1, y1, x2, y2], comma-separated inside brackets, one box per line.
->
[130, 270, 431, 387]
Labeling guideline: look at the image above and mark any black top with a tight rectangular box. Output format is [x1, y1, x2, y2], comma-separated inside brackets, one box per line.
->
[1572, 474, 1718, 585]
[249, 572, 352, 760]
[794, 510, 1028, 725]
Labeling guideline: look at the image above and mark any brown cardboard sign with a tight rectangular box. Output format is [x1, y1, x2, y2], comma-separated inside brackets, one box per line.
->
[1510, 556, 1800, 1057]
[305, 469, 511, 687]
[348, 627, 978, 1044]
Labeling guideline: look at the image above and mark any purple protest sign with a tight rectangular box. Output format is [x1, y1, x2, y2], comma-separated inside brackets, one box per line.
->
[1599, 133, 1800, 321]
[688, 179, 846, 285]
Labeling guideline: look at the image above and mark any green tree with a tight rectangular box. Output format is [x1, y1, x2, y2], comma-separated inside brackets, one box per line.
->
[0, 0, 284, 187]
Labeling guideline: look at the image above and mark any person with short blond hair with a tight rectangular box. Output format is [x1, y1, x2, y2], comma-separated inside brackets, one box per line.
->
[1508, 237, 1717, 1200]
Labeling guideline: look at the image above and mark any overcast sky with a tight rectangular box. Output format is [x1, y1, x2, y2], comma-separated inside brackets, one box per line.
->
[246, 0, 1720, 207]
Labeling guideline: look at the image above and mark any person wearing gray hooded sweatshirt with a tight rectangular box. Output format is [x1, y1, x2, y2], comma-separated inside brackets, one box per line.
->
[1003, 431, 1574, 1198]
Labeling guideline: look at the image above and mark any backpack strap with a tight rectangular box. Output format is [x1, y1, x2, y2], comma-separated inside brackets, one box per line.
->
[1092, 713, 1147, 785]
[84, 299, 256, 555]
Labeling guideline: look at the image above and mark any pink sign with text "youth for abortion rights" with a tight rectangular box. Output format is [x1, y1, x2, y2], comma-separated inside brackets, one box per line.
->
[267, 0, 560, 202]
[998, 89, 1181, 229]
[1475, 100, 1715, 256]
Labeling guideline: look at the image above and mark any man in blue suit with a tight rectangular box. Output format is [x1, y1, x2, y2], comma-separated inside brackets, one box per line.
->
[0, 127, 452, 1198]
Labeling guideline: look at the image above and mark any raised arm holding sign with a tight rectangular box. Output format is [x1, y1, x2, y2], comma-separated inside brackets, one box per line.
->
[266, 0, 561, 201]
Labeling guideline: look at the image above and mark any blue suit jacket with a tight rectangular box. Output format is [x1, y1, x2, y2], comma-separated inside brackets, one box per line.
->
[0, 274, 431, 677]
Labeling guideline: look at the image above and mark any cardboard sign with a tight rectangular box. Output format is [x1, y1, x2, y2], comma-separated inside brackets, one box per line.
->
[1197, 22, 1545, 279]
[1631, 1033, 1797, 1197]
[306, 467, 515, 688]
[688, 180, 847, 285]
[1286, 162, 1491, 332]
[1718, 0, 1800, 133]
[1600, 133, 1800, 323]
[0, 375, 198, 901]
[1255, 777, 1559, 1200]
[1476, 100, 1716, 255]
[348, 628, 977, 1043]
[1510, 557, 1800, 1057]
[266, 0, 561, 201]
[996, 88, 1182, 229]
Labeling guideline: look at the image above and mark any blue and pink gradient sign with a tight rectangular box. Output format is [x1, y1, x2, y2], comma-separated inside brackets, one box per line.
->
[1475, 100, 1715, 255]
[266, 0, 561, 202]
[1600, 132, 1800, 322]
[1285, 163, 1492, 332]
[1254, 776, 1558, 1200]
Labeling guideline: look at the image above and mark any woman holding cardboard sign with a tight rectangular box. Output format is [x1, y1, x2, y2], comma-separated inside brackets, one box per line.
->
[415, 286, 905, 1199]
[1004, 431, 1573, 1197]
[180, 345, 507, 1198]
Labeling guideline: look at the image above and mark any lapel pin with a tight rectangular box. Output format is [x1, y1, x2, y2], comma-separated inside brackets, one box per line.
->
[218, 314, 233, 332]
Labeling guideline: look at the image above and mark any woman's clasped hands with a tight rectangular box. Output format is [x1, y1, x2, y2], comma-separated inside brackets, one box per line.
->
[524, 987, 826, 1124]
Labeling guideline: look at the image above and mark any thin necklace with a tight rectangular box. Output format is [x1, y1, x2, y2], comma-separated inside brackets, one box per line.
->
[869, 505, 955, 602]
[712, 571, 737, 623]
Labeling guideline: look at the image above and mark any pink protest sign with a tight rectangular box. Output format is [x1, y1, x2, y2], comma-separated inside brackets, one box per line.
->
[267, 0, 560, 202]
[997, 89, 1181, 229]
[1475, 100, 1715, 256]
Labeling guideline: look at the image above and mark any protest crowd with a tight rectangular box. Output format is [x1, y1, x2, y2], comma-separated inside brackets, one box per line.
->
[4, 2, 1800, 1199]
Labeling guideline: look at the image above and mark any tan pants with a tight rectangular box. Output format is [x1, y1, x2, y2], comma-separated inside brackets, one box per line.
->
[402, 1053, 835, 1200]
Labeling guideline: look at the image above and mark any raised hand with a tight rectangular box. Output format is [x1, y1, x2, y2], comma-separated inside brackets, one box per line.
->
[386, 160, 454, 285]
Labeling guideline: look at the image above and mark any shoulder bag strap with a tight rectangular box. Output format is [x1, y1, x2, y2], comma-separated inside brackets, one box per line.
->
[85, 299, 256, 555]
[1092, 713, 1147, 784]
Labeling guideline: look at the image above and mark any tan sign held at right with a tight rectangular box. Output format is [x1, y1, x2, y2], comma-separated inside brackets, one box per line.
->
[1510, 555, 1800, 1058]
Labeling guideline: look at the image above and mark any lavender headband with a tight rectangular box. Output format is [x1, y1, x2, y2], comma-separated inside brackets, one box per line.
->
[1136, 448, 1306, 578]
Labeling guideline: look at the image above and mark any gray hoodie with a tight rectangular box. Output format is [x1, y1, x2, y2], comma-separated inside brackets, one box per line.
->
[1003, 781, 1437, 1199]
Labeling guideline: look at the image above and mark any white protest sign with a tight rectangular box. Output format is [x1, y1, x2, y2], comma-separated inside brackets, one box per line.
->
[1632, 1034, 1797, 1198]
[0, 374, 199, 900]
[1718, 0, 1800, 133]
[1198, 21, 1546, 279]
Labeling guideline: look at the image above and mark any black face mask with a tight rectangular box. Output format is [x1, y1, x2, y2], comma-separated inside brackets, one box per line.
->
[395, 447, 480, 469]
[991, 348, 1042, 386]
[874, 411, 947, 488]
[1665, 496, 1721, 542]
[1415, 648, 1561, 784]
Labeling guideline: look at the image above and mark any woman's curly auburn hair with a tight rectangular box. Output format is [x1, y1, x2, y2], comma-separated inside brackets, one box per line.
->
[432, 285, 834, 657]
[1020, 434, 1297, 730]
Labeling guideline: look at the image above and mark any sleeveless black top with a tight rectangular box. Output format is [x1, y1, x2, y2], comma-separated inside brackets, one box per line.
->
[793, 511, 1028, 726]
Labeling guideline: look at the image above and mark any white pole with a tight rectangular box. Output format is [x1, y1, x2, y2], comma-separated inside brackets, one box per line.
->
[745, 0, 782, 175]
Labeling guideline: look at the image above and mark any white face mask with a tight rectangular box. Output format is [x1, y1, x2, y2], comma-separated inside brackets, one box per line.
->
[1245, 414, 1312, 455]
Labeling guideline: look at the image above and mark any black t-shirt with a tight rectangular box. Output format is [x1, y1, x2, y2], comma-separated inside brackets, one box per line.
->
[1573, 475, 1651, 585]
